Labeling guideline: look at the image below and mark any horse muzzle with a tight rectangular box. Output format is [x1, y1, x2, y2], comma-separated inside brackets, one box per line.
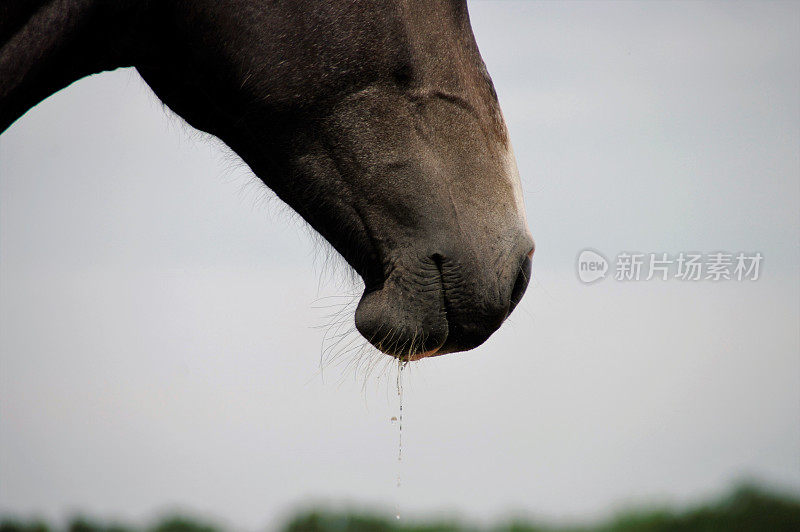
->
[354, 236, 534, 360]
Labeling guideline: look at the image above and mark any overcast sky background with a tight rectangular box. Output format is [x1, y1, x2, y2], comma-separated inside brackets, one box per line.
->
[1, 1, 799, 529]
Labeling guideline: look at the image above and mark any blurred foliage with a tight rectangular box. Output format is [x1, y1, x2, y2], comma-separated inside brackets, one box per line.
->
[2, 483, 799, 532]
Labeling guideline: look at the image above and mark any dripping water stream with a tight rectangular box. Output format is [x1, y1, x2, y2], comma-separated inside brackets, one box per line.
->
[394, 359, 406, 521]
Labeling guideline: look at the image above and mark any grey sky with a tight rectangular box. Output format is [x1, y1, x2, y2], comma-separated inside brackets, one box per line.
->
[1, 1, 798, 529]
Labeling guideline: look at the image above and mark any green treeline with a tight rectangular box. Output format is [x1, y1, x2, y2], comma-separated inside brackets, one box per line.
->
[2, 483, 799, 532]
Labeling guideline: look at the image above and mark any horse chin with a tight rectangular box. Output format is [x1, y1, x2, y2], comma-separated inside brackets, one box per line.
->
[354, 271, 449, 361]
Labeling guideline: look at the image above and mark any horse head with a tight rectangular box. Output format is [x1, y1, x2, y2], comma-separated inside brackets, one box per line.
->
[1, 0, 534, 360]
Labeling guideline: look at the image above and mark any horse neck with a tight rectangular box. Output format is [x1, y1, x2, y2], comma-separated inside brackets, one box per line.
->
[0, 0, 154, 132]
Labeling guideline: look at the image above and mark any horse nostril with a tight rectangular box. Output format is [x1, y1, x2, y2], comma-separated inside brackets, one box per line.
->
[508, 253, 532, 314]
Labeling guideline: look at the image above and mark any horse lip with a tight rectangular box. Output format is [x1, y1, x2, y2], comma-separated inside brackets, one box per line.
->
[403, 255, 451, 362]
[431, 253, 450, 317]
[355, 252, 455, 361]
[406, 346, 442, 361]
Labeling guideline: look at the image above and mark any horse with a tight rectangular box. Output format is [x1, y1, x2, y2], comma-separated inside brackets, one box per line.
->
[0, 0, 534, 361]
